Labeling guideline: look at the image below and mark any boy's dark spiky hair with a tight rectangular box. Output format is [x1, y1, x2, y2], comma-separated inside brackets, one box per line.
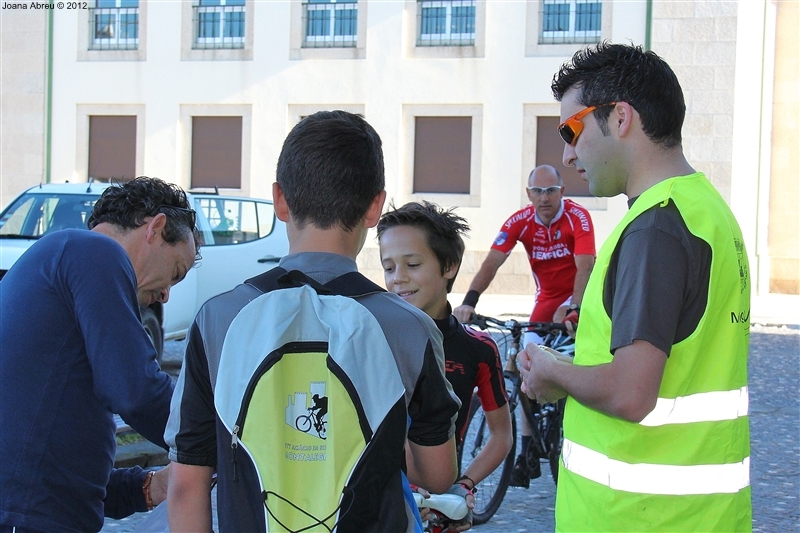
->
[377, 201, 469, 292]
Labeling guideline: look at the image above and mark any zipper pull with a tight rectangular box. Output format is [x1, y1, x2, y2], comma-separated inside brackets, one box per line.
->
[231, 425, 239, 482]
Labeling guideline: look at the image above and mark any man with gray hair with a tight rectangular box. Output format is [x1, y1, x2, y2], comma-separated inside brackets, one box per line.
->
[0, 177, 200, 533]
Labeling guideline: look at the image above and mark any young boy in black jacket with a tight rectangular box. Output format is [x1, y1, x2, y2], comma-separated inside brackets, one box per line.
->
[378, 201, 513, 531]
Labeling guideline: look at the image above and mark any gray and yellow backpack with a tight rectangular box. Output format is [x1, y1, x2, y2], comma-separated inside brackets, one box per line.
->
[214, 268, 411, 532]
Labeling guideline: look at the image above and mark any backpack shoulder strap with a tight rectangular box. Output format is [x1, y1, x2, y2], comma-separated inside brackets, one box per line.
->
[322, 271, 385, 298]
[244, 267, 288, 294]
[245, 267, 385, 299]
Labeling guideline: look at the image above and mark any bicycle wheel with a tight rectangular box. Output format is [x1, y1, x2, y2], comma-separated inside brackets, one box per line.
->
[295, 414, 312, 433]
[458, 395, 517, 525]
[546, 399, 566, 484]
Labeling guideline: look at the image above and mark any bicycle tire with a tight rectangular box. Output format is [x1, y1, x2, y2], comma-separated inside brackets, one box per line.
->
[547, 398, 566, 484]
[295, 414, 312, 433]
[458, 395, 517, 525]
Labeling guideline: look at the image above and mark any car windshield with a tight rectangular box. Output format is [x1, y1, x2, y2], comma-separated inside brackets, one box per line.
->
[0, 193, 98, 238]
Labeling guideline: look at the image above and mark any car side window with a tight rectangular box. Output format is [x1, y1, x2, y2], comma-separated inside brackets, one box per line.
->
[46, 198, 94, 233]
[256, 202, 275, 238]
[194, 198, 275, 246]
[0, 195, 95, 237]
[0, 197, 36, 236]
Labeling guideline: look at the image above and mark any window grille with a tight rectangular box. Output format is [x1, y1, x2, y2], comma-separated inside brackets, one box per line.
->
[193, 0, 246, 50]
[302, 0, 358, 48]
[540, 0, 601, 45]
[417, 0, 475, 47]
[89, 0, 139, 50]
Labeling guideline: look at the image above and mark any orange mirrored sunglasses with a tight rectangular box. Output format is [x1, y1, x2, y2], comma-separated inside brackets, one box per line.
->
[558, 102, 616, 146]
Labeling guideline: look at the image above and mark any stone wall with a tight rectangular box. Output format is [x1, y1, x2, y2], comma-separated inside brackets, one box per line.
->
[650, 0, 738, 202]
[0, 9, 47, 206]
[767, 0, 800, 294]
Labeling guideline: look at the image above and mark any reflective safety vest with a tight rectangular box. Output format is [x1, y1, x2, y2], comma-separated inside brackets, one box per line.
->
[557, 173, 752, 532]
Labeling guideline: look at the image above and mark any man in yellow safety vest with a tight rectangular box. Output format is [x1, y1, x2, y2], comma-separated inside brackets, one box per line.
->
[519, 42, 752, 532]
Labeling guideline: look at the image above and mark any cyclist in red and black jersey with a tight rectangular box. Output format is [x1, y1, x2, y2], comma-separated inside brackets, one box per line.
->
[379, 201, 513, 531]
[453, 164, 596, 488]
[454, 165, 595, 340]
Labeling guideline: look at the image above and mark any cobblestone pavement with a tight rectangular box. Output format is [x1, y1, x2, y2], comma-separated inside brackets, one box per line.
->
[102, 325, 799, 532]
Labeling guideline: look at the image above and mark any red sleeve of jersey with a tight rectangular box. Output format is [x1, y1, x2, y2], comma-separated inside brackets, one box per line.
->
[465, 328, 508, 412]
[490, 207, 532, 255]
[566, 201, 596, 256]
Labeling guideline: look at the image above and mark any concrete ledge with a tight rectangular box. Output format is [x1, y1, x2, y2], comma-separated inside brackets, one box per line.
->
[750, 293, 800, 326]
[114, 439, 169, 469]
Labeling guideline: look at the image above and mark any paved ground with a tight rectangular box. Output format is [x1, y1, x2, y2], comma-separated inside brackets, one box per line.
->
[102, 324, 799, 532]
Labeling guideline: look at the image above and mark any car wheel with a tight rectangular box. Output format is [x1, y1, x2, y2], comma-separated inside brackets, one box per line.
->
[140, 306, 164, 366]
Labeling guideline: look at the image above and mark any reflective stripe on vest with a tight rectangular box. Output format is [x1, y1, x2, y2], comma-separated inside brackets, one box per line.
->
[561, 439, 751, 495]
[640, 386, 749, 427]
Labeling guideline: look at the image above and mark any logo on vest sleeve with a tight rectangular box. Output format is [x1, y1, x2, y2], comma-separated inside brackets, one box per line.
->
[286, 381, 328, 440]
[494, 232, 508, 246]
[730, 309, 750, 324]
[734, 238, 749, 294]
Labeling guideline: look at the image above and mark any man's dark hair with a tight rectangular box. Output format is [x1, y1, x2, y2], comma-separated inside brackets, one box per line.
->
[276, 110, 385, 231]
[88, 176, 201, 258]
[551, 42, 685, 148]
[377, 201, 469, 293]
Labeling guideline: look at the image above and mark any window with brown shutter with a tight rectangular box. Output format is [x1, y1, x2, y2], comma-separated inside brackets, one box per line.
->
[191, 116, 243, 189]
[536, 116, 589, 196]
[413, 116, 471, 194]
[88, 115, 137, 181]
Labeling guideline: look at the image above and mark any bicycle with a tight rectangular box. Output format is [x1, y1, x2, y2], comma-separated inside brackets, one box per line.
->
[295, 406, 327, 439]
[458, 314, 574, 524]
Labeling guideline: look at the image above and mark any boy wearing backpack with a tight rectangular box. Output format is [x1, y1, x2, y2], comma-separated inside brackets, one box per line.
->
[378, 202, 513, 530]
[166, 111, 460, 532]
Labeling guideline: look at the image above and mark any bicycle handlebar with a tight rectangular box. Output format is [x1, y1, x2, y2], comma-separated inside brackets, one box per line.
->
[469, 313, 567, 334]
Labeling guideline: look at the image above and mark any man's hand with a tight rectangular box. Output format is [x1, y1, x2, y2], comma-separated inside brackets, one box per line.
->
[562, 305, 579, 336]
[149, 464, 170, 507]
[444, 483, 474, 532]
[518, 345, 568, 404]
[554, 304, 579, 338]
[413, 486, 432, 523]
[553, 304, 569, 323]
[453, 305, 475, 324]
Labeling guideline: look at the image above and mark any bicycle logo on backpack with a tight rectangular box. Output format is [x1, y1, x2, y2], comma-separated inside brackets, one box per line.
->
[295, 393, 328, 440]
[459, 314, 574, 525]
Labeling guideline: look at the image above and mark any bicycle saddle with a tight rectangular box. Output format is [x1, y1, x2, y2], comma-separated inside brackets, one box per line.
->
[413, 492, 469, 521]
